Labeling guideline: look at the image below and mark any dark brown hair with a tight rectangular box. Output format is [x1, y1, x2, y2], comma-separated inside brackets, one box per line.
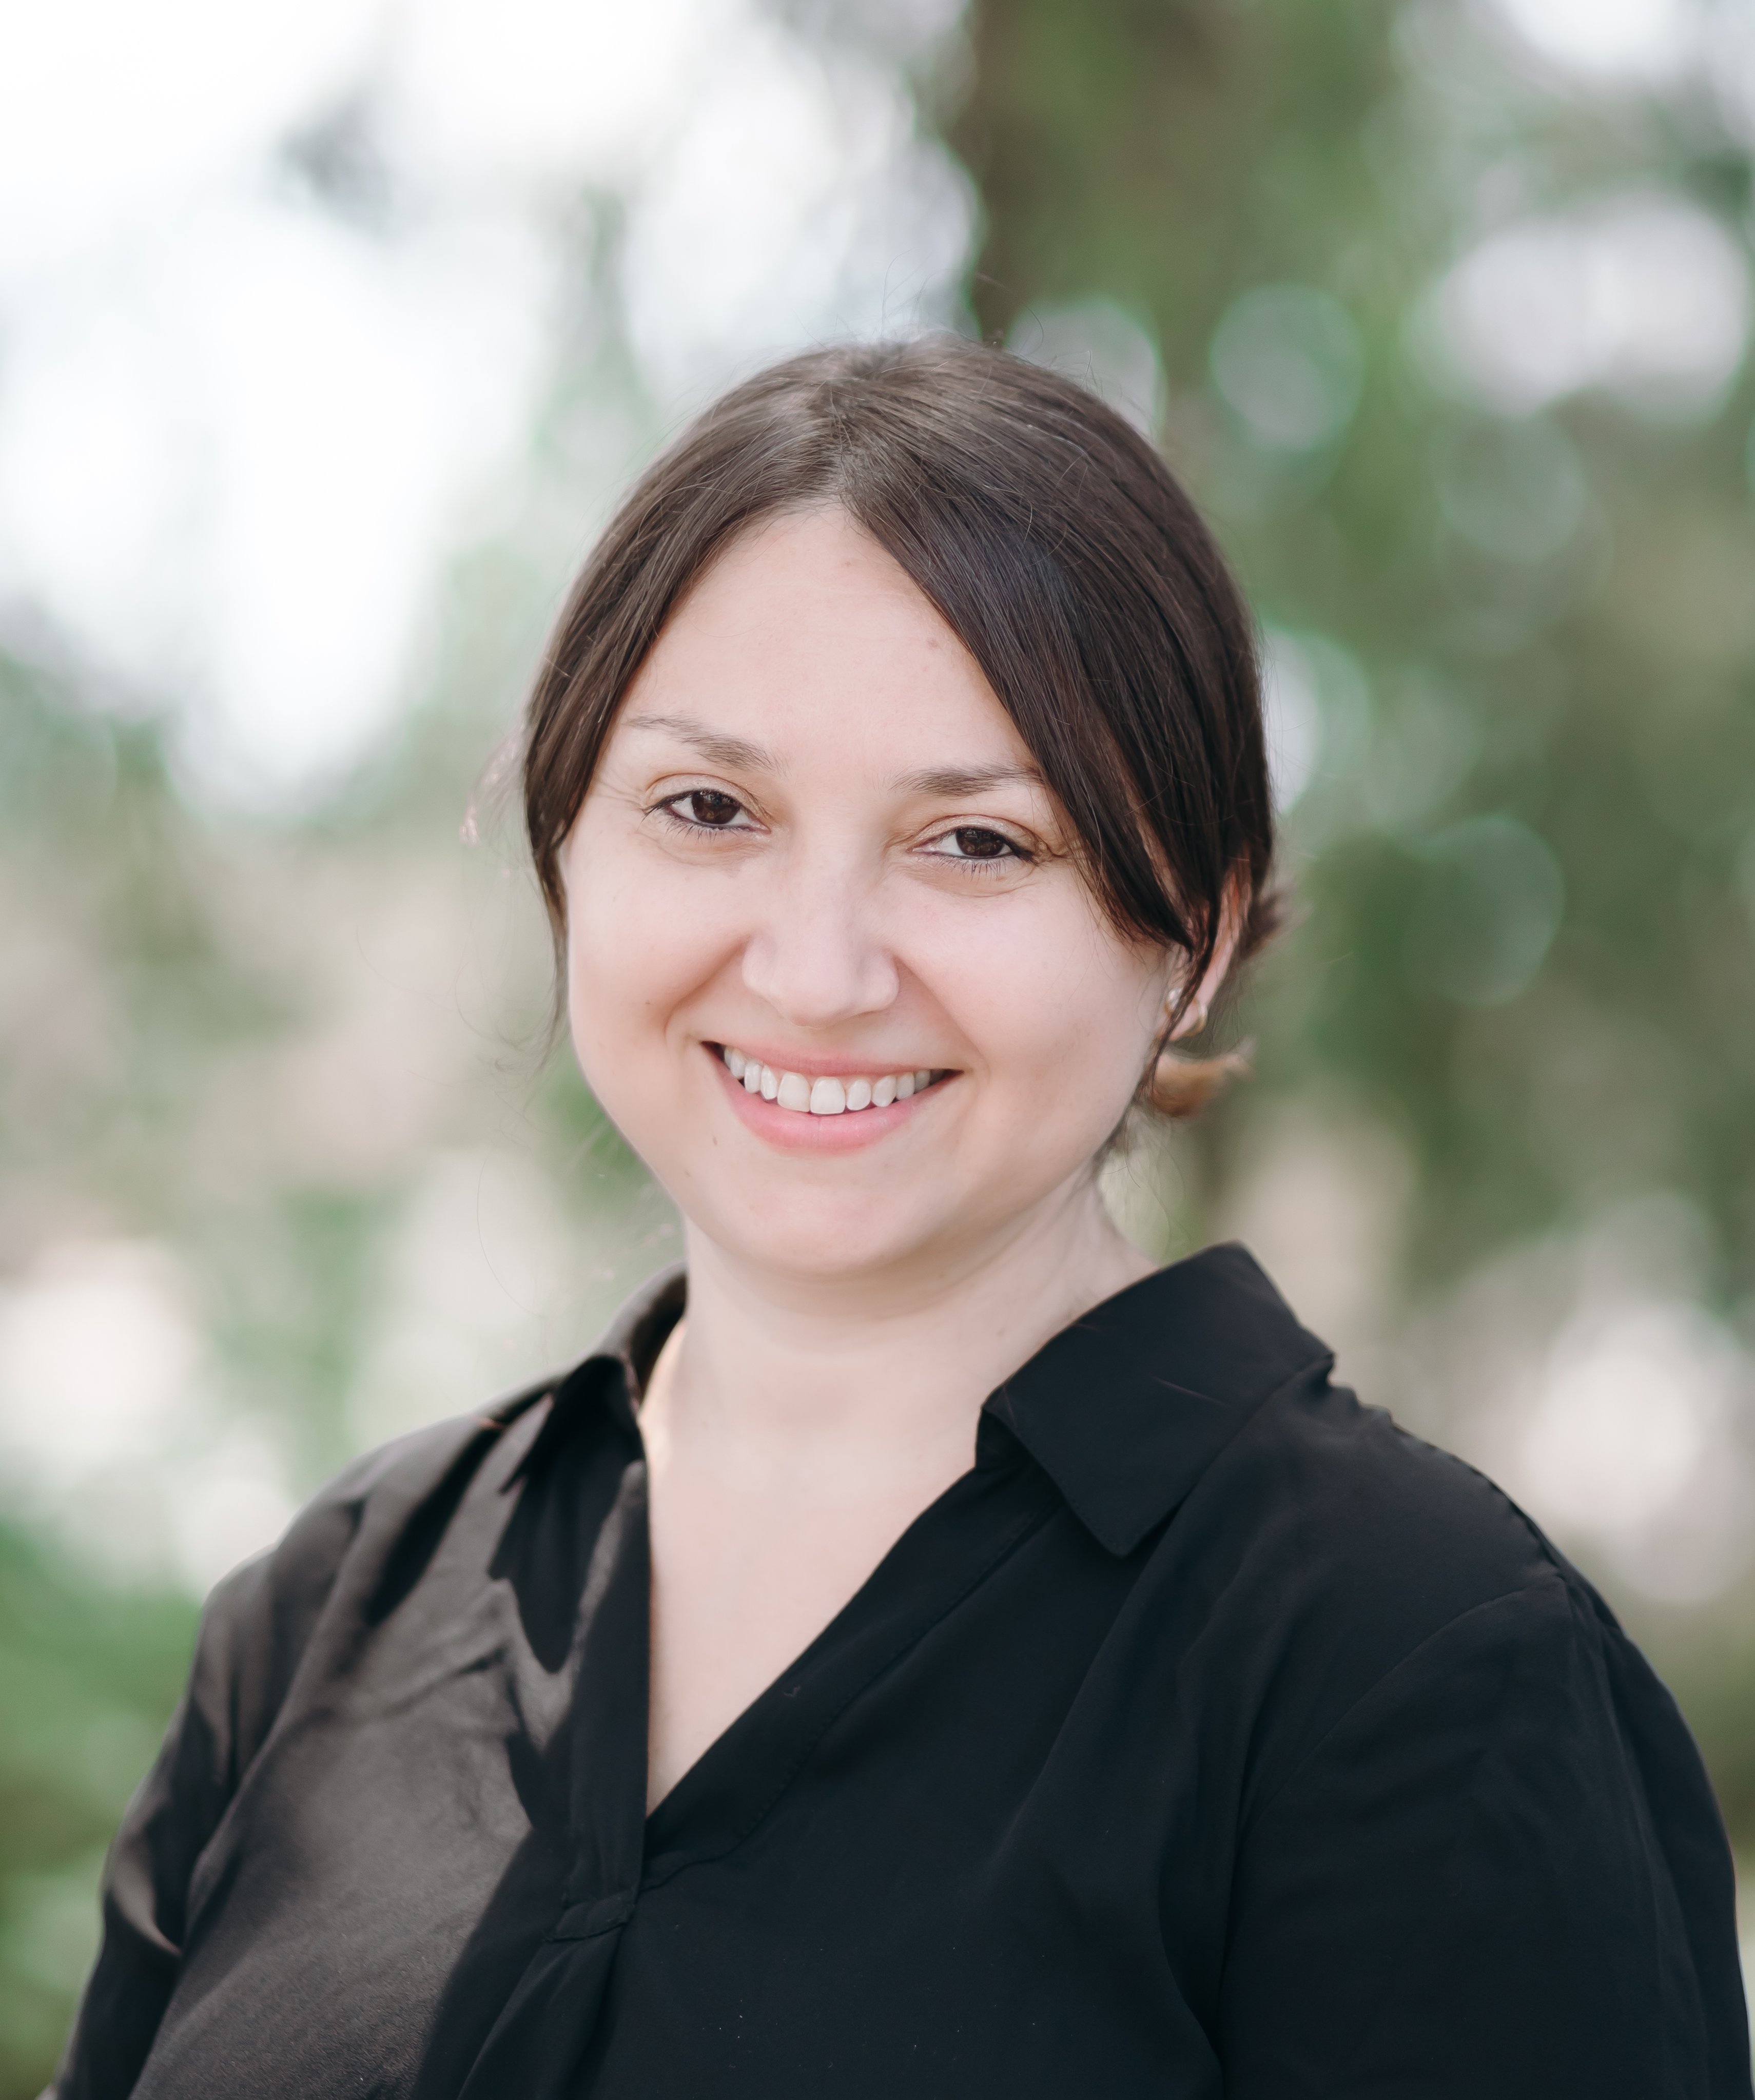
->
[523, 335, 1277, 1114]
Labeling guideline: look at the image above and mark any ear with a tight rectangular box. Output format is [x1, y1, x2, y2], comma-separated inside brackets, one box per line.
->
[1165, 868, 1249, 1042]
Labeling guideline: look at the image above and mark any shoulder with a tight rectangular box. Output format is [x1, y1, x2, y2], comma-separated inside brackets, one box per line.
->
[226, 1383, 551, 1609]
[191, 1375, 566, 1765]
[1170, 1344, 1649, 1805]
[1230, 1356, 1567, 1619]
[1208, 1378, 1745, 2097]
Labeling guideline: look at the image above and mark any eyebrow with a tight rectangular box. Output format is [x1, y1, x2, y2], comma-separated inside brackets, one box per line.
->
[622, 713, 1042, 800]
[620, 712, 782, 773]
[893, 762, 1044, 797]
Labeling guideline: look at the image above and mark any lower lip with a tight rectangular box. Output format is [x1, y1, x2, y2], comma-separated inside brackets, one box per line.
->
[710, 1049, 951, 1154]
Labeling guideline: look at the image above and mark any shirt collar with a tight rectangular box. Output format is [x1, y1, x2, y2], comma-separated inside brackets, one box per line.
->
[561, 1243, 1328, 1558]
[547, 1262, 687, 1440]
[980, 1242, 1332, 1555]
[598, 1262, 688, 1405]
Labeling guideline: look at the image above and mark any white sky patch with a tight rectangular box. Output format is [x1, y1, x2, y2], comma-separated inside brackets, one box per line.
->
[1710, 2, 1755, 146]
[346, 1150, 665, 1450]
[386, 0, 734, 191]
[0, 1240, 299, 1595]
[0, 0, 973, 803]
[1516, 1300, 1755, 1601]
[1480, 0, 1700, 82]
[621, 30, 972, 400]
[1408, 1200, 1755, 1606]
[0, 200, 554, 799]
[1262, 639, 1322, 812]
[1474, 0, 1755, 155]
[0, 0, 374, 275]
[1425, 190, 1751, 420]
[1260, 628, 1372, 813]
[0, 1242, 200, 1492]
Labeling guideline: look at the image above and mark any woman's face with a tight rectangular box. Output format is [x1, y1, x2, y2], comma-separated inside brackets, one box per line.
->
[562, 507, 1177, 1292]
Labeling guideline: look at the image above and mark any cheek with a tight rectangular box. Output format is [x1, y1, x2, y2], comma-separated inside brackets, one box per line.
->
[561, 825, 722, 1069]
[935, 895, 1166, 1119]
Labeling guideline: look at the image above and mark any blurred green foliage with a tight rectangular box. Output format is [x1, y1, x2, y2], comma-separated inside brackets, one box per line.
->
[0, 1526, 196, 2092]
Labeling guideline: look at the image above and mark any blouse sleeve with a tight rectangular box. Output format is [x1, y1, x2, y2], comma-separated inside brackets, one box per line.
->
[1218, 1573, 1751, 2099]
[49, 1482, 363, 2099]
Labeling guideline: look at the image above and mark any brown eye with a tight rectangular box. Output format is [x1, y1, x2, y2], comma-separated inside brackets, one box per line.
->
[675, 790, 745, 827]
[951, 827, 1014, 860]
[925, 824, 1029, 865]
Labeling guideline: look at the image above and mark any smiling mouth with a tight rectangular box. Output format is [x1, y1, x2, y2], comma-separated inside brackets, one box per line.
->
[715, 1044, 947, 1117]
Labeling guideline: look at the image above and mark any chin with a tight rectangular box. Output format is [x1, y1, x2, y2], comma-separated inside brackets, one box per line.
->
[703, 1191, 958, 1287]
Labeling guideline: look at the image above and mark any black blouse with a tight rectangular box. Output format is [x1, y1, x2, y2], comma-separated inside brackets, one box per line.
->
[55, 1245, 1750, 2098]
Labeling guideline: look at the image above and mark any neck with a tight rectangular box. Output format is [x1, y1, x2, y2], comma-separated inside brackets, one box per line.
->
[640, 1177, 1155, 1494]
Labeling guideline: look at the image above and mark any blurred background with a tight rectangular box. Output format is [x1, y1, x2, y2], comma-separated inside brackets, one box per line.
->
[1, 0, 1752, 2080]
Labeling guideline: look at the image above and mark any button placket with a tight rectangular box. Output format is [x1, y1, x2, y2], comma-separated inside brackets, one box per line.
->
[556, 1454, 652, 1928]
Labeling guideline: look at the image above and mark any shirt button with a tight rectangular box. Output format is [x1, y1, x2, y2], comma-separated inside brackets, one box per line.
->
[554, 1890, 636, 1940]
[582, 1890, 635, 1935]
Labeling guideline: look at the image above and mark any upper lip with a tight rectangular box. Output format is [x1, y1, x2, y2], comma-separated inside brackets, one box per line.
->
[707, 1040, 950, 1080]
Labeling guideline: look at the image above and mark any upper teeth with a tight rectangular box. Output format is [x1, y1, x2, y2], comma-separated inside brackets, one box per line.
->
[721, 1046, 940, 1115]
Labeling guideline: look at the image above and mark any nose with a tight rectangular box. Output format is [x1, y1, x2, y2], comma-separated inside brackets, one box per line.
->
[738, 848, 900, 1029]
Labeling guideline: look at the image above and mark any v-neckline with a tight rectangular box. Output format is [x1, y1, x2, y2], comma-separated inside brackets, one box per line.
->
[627, 1409, 1057, 1879]
[586, 1274, 1063, 1885]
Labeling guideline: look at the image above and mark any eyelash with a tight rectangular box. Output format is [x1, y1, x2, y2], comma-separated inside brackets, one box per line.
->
[921, 825, 1036, 870]
[650, 792, 1037, 873]
[652, 789, 755, 834]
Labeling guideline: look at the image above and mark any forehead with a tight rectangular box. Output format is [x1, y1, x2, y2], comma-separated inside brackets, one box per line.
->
[616, 508, 1035, 772]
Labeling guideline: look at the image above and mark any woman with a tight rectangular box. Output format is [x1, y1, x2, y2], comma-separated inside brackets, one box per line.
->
[56, 340, 1748, 2097]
